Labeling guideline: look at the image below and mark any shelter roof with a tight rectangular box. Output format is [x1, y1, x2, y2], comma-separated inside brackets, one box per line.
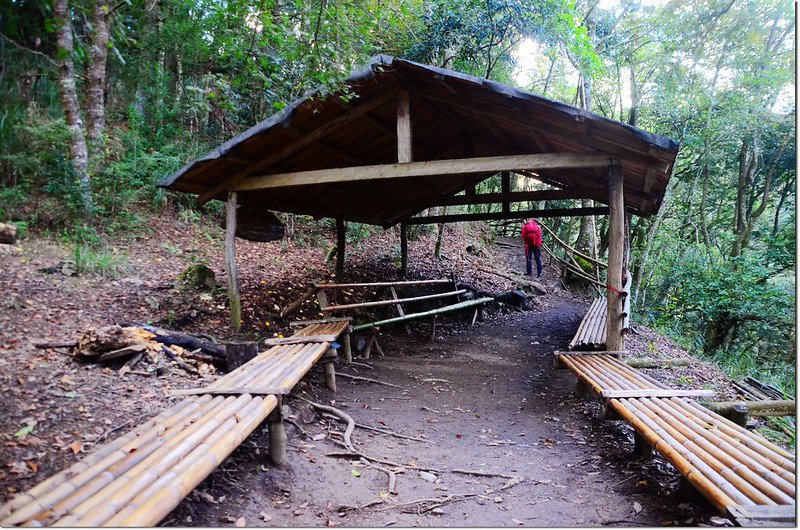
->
[161, 55, 679, 225]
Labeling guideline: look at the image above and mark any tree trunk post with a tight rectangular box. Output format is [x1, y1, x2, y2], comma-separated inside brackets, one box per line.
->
[322, 346, 338, 392]
[606, 163, 625, 351]
[226, 191, 242, 332]
[400, 222, 408, 277]
[267, 399, 287, 465]
[342, 329, 352, 364]
[225, 341, 258, 371]
[336, 216, 346, 285]
[397, 90, 413, 163]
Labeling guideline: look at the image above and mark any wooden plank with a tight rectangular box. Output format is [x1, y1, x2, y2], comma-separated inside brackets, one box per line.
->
[397, 90, 413, 163]
[226, 191, 241, 332]
[600, 389, 715, 399]
[234, 153, 616, 192]
[262, 334, 339, 345]
[404, 207, 609, 225]
[324, 289, 467, 312]
[288, 316, 352, 327]
[196, 90, 399, 203]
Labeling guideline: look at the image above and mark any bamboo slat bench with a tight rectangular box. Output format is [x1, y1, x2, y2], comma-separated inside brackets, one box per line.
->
[0, 320, 350, 527]
[568, 297, 607, 350]
[555, 352, 796, 526]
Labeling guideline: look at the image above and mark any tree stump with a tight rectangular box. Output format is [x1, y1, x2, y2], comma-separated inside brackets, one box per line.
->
[226, 341, 258, 370]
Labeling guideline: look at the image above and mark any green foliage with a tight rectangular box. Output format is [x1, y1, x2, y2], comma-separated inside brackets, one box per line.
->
[178, 263, 217, 290]
[72, 245, 132, 277]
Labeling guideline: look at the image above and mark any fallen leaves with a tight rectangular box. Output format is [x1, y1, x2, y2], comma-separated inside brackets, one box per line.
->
[234, 517, 246, 527]
[14, 420, 36, 439]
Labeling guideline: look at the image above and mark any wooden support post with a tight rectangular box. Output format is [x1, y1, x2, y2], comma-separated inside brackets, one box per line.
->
[225, 341, 258, 371]
[606, 163, 625, 351]
[336, 216, 346, 285]
[501, 171, 510, 213]
[268, 398, 287, 465]
[226, 191, 242, 332]
[316, 289, 330, 319]
[390, 286, 413, 335]
[430, 315, 437, 342]
[322, 347, 338, 392]
[633, 431, 653, 460]
[726, 403, 749, 428]
[363, 329, 378, 359]
[342, 330, 352, 364]
[575, 379, 589, 399]
[397, 90, 413, 163]
[400, 223, 408, 277]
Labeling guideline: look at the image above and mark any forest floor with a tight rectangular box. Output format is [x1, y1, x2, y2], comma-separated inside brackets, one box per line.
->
[0, 210, 745, 526]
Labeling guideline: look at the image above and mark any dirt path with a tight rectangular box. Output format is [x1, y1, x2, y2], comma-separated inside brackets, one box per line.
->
[164, 299, 715, 527]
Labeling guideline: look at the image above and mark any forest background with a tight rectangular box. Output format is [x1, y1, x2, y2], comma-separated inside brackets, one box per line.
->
[0, 0, 795, 392]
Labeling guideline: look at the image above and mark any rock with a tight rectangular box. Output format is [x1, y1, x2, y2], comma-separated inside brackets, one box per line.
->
[430, 508, 445, 516]
[419, 471, 437, 483]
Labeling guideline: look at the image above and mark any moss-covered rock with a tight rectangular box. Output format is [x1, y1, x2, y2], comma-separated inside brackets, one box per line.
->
[179, 264, 216, 290]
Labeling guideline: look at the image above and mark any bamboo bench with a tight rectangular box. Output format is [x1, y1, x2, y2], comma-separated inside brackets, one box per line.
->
[0, 320, 350, 527]
[282, 279, 492, 358]
[555, 352, 796, 525]
[568, 297, 607, 350]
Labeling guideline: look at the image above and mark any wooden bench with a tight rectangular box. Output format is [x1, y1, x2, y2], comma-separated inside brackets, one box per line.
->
[555, 351, 796, 525]
[0, 321, 349, 527]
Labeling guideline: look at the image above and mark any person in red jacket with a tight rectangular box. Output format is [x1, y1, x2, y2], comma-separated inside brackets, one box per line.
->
[521, 218, 543, 276]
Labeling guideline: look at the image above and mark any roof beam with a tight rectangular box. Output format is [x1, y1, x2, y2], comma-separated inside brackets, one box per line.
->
[195, 90, 399, 204]
[404, 207, 609, 225]
[235, 153, 617, 192]
[427, 188, 603, 207]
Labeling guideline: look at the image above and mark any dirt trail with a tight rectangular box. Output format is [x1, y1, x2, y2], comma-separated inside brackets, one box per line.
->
[164, 300, 714, 527]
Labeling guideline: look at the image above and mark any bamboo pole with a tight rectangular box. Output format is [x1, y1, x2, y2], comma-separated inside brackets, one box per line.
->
[630, 399, 788, 505]
[609, 399, 741, 513]
[351, 297, 493, 332]
[323, 289, 467, 312]
[280, 286, 320, 318]
[539, 221, 607, 269]
[335, 217, 345, 285]
[661, 400, 795, 486]
[557, 355, 606, 395]
[315, 279, 451, 289]
[648, 399, 795, 499]
[673, 399, 795, 469]
[703, 400, 796, 418]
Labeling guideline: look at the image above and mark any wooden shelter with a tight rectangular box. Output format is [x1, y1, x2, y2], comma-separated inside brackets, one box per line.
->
[161, 55, 680, 349]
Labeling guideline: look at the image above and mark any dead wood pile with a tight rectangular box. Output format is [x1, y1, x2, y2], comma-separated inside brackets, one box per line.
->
[36, 325, 225, 377]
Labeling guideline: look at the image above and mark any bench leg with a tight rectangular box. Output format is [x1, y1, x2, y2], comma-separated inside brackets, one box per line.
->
[268, 400, 287, 465]
[322, 346, 337, 392]
[471, 308, 479, 326]
[342, 332, 352, 364]
[363, 332, 375, 359]
[633, 431, 653, 460]
[575, 379, 589, 399]
[430, 315, 437, 342]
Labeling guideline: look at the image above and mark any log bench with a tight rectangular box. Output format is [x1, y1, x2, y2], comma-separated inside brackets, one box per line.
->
[555, 351, 796, 525]
[0, 321, 350, 527]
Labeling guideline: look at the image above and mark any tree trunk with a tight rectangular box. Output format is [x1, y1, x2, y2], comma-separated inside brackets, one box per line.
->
[434, 206, 447, 260]
[86, 0, 110, 151]
[54, 0, 91, 215]
[703, 312, 734, 354]
[772, 177, 793, 236]
[731, 139, 756, 256]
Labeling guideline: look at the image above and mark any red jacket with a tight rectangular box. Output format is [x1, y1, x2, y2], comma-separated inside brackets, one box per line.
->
[522, 221, 542, 249]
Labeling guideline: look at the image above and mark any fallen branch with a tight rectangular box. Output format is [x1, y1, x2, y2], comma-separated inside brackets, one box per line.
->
[421, 378, 450, 384]
[450, 468, 519, 480]
[161, 345, 199, 375]
[295, 396, 355, 452]
[326, 450, 441, 473]
[375, 493, 480, 513]
[353, 422, 433, 444]
[125, 322, 226, 359]
[360, 457, 397, 495]
[337, 373, 404, 389]
[33, 340, 78, 349]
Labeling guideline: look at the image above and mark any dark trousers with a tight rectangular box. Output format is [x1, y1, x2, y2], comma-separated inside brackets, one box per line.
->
[526, 245, 542, 276]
